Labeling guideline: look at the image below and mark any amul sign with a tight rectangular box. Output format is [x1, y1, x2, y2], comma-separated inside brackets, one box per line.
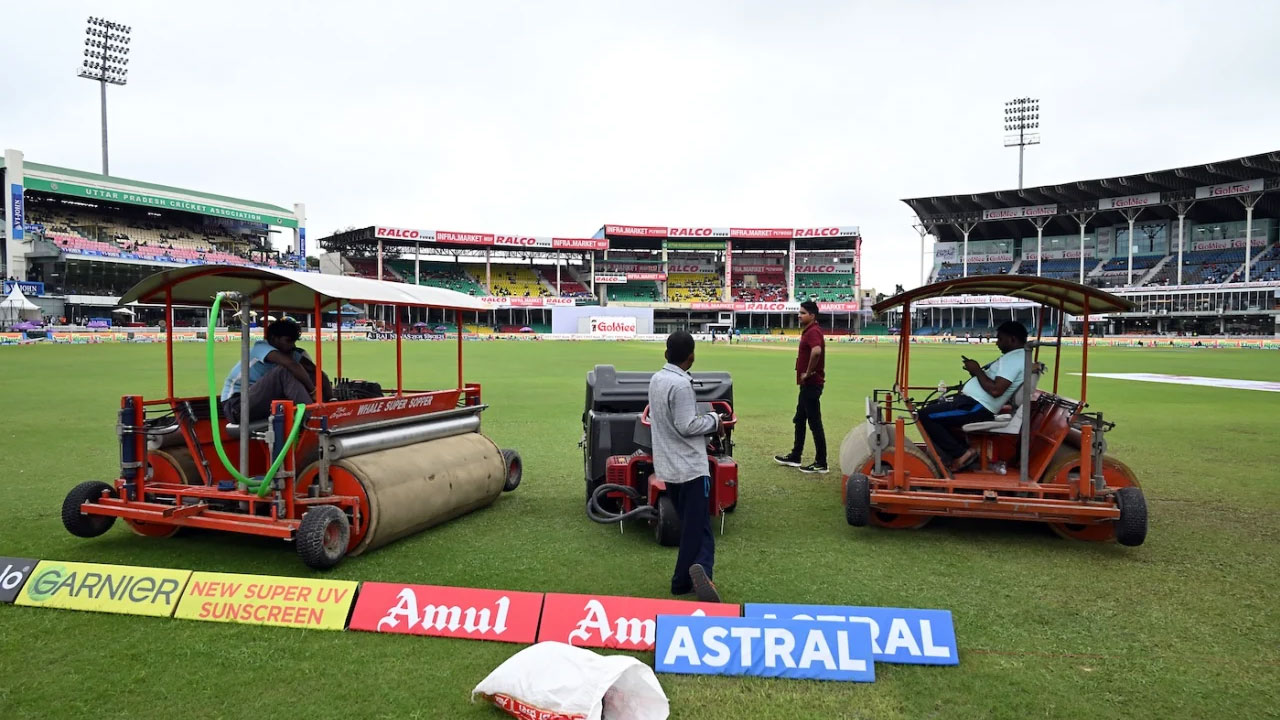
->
[349, 582, 543, 643]
[537, 592, 740, 651]
[589, 316, 637, 339]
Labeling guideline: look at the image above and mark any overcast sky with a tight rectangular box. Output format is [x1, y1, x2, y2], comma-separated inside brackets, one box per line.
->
[3, 0, 1278, 290]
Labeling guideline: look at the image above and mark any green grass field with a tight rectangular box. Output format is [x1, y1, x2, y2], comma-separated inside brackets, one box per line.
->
[0, 339, 1277, 719]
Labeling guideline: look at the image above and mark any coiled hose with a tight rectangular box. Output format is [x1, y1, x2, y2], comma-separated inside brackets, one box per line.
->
[586, 483, 658, 524]
[207, 293, 307, 496]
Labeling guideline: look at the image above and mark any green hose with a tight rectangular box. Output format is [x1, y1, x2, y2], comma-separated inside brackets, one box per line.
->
[207, 293, 307, 496]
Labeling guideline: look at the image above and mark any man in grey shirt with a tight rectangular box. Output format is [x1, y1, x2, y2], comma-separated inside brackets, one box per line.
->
[648, 331, 724, 602]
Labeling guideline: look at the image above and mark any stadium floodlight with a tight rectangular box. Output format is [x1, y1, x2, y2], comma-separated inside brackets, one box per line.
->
[1003, 97, 1041, 190]
[77, 16, 132, 175]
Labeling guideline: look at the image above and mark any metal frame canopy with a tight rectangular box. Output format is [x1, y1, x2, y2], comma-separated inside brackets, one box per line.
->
[872, 275, 1135, 317]
[120, 265, 489, 312]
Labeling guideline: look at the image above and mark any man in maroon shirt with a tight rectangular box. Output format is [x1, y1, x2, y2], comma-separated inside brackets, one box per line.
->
[775, 301, 828, 473]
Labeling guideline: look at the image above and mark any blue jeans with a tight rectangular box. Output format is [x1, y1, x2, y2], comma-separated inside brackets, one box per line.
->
[669, 477, 715, 595]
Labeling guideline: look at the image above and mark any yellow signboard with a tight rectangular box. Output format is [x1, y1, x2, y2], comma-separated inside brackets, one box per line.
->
[15, 561, 191, 617]
[175, 571, 358, 631]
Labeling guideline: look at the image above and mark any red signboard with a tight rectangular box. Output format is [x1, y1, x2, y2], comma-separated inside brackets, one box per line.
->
[604, 224, 668, 237]
[552, 237, 609, 251]
[730, 228, 794, 239]
[436, 231, 495, 246]
[349, 582, 544, 644]
[320, 390, 461, 429]
[537, 592, 740, 651]
[625, 272, 667, 281]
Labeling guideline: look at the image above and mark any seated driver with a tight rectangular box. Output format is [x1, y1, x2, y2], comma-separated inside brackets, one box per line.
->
[220, 319, 333, 424]
[918, 320, 1028, 471]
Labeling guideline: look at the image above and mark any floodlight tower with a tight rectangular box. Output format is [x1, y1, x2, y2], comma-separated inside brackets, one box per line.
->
[78, 16, 131, 175]
[1003, 97, 1040, 190]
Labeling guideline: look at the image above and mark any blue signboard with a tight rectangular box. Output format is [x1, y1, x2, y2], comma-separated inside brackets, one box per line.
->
[3, 281, 43, 296]
[744, 603, 958, 666]
[655, 614, 875, 683]
[9, 184, 24, 241]
[298, 227, 307, 259]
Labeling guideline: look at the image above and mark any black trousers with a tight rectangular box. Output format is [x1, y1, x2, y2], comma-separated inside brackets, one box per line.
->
[669, 477, 715, 595]
[917, 394, 994, 461]
[791, 384, 827, 465]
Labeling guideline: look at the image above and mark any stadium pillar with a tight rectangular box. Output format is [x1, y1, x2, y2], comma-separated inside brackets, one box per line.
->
[1173, 203, 1194, 286]
[377, 240, 384, 281]
[485, 249, 491, 292]
[1030, 217, 1050, 277]
[1072, 212, 1095, 284]
[3, 149, 26, 283]
[414, 242, 420, 284]
[1238, 194, 1261, 283]
[556, 252, 562, 296]
[788, 239, 797, 300]
[1118, 207, 1144, 286]
[589, 252, 596, 297]
[912, 223, 931, 286]
[723, 240, 732, 302]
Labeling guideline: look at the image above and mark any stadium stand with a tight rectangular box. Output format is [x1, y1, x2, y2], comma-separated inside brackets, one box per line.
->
[1248, 245, 1280, 282]
[1032, 258, 1102, 280]
[732, 271, 787, 302]
[472, 265, 552, 298]
[666, 273, 721, 302]
[794, 273, 857, 301]
[934, 261, 1013, 281]
[346, 258, 403, 282]
[386, 261, 485, 295]
[537, 268, 591, 298]
[607, 281, 661, 302]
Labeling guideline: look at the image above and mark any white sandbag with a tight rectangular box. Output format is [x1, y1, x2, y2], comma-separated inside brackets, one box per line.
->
[472, 641, 669, 720]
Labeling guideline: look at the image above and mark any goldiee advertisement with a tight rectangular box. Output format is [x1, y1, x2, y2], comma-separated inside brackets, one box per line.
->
[23, 177, 298, 228]
[15, 560, 191, 617]
[589, 316, 637, 339]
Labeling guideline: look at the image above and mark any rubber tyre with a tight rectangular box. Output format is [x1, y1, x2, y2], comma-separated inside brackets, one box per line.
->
[62, 481, 117, 538]
[845, 474, 871, 527]
[655, 494, 681, 547]
[848, 445, 938, 529]
[125, 519, 180, 539]
[296, 505, 350, 570]
[1115, 486, 1148, 547]
[501, 449, 523, 492]
[1043, 454, 1140, 542]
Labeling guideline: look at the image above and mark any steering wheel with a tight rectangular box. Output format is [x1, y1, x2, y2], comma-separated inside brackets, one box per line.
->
[640, 401, 737, 429]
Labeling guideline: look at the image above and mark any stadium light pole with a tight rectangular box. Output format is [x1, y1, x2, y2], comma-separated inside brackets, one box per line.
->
[78, 17, 131, 175]
[1003, 98, 1040, 190]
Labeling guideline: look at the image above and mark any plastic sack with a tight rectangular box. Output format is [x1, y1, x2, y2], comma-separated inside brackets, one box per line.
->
[472, 641, 669, 720]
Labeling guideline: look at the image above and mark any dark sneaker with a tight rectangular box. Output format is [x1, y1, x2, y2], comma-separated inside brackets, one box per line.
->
[799, 463, 829, 474]
[689, 564, 720, 603]
[774, 453, 802, 467]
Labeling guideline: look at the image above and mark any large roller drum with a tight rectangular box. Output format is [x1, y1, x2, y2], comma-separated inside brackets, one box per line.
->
[299, 431, 507, 556]
[148, 448, 201, 485]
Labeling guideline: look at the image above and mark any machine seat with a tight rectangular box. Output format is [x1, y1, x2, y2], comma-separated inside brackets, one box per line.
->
[961, 362, 1045, 435]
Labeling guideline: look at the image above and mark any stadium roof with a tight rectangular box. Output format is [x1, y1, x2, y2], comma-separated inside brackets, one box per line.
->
[3, 157, 298, 227]
[903, 151, 1280, 243]
[872, 275, 1135, 316]
[119, 265, 489, 311]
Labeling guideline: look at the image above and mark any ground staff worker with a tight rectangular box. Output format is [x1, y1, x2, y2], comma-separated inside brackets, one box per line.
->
[775, 301, 828, 473]
[648, 331, 724, 603]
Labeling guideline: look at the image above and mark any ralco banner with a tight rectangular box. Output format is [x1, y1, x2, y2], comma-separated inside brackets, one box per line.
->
[374, 226, 608, 251]
[606, 224, 860, 240]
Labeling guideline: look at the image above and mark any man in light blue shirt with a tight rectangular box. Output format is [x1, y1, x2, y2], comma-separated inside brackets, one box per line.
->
[220, 320, 332, 423]
[648, 331, 725, 603]
[918, 321, 1028, 470]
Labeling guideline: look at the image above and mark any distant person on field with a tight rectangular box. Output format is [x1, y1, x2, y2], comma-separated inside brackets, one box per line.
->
[648, 330, 725, 603]
[220, 320, 334, 424]
[775, 300, 827, 473]
[918, 320, 1028, 471]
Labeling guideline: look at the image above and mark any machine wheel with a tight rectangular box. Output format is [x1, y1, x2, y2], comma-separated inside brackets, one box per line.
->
[1114, 487, 1148, 547]
[846, 445, 937, 530]
[655, 494, 681, 547]
[1043, 454, 1140, 543]
[845, 474, 870, 527]
[501, 449, 523, 492]
[296, 505, 350, 570]
[62, 481, 117, 538]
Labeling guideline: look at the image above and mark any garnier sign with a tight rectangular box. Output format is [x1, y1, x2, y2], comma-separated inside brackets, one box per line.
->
[24, 177, 298, 228]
